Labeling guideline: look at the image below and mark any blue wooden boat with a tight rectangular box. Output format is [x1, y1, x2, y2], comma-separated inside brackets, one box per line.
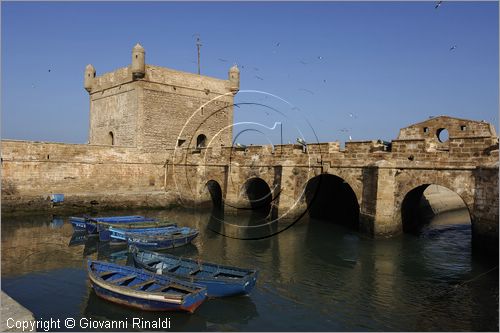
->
[126, 227, 199, 250]
[70, 215, 168, 234]
[87, 259, 207, 313]
[85, 216, 158, 235]
[98, 225, 178, 243]
[70, 215, 155, 233]
[131, 247, 258, 297]
[70, 217, 87, 231]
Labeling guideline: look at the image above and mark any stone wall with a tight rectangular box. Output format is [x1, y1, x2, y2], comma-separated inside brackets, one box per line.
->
[1, 116, 498, 252]
[89, 83, 138, 147]
[87, 64, 235, 150]
[1, 140, 176, 213]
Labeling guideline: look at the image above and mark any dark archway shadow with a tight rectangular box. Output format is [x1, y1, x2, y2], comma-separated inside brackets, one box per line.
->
[305, 174, 360, 230]
[207, 177, 277, 240]
[401, 184, 471, 234]
[206, 180, 223, 213]
[205, 180, 224, 237]
[243, 177, 272, 218]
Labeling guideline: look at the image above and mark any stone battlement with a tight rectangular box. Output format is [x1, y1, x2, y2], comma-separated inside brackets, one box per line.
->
[88, 65, 231, 96]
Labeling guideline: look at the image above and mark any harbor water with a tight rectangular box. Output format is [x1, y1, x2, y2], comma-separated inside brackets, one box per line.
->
[1, 207, 498, 331]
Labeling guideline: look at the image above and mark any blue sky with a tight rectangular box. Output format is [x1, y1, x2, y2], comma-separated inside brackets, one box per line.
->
[2, 1, 498, 145]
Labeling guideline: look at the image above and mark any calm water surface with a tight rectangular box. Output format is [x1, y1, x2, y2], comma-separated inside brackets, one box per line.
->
[1, 208, 498, 331]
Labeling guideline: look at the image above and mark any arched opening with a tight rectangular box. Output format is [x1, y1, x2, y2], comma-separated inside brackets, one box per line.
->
[437, 128, 449, 143]
[196, 134, 207, 148]
[242, 177, 272, 217]
[205, 180, 223, 212]
[108, 131, 114, 146]
[401, 184, 471, 234]
[304, 174, 360, 230]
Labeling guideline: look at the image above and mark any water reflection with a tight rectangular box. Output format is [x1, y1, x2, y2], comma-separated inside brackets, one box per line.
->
[1, 207, 497, 331]
[82, 280, 258, 331]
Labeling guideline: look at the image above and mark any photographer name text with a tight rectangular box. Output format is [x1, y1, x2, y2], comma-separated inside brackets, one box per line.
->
[5, 317, 171, 331]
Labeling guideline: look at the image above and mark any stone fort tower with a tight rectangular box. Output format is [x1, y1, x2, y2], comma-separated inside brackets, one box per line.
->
[84, 43, 238, 150]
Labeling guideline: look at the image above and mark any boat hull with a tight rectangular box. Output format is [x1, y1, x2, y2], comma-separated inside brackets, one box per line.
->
[128, 231, 198, 251]
[87, 260, 206, 313]
[132, 249, 258, 297]
[91, 280, 205, 312]
[70, 217, 87, 231]
[70, 215, 159, 235]
[99, 225, 182, 243]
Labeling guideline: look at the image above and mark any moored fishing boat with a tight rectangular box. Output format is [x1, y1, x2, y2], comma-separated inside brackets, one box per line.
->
[70, 215, 176, 235]
[98, 224, 178, 243]
[87, 259, 207, 313]
[70, 217, 87, 231]
[70, 215, 156, 233]
[131, 247, 258, 297]
[126, 227, 199, 250]
[84, 216, 158, 235]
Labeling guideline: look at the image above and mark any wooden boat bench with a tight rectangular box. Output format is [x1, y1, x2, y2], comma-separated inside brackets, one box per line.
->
[110, 275, 137, 285]
[131, 279, 156, 290]
[99, 271, 118, 278]
[167, 260, 182, 272]
[189, 268, 202, 276]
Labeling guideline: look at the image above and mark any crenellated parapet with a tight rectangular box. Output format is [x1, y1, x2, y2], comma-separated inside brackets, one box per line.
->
[84, 44, 237, 150]
[1, 116, 498, 253]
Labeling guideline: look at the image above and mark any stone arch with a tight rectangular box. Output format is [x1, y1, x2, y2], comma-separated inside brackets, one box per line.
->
[196, 134, 207, 148]
[304, 173, 360, 230]
[401, 183, 471, 233]
[325, 168, 363, 208]
[240, 177, 273, 216]
[394, 170, 475, 234]
[108, 131, 114, 145]
[205, 179, 223, 211]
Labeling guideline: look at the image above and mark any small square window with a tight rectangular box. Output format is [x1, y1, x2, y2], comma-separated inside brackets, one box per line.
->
[460, 125, 467, 131]
[423, 127, 429, 133]
[177, 139, 186, 147]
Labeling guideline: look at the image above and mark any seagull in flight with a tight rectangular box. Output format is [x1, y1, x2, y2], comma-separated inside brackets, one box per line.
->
[435, 1, 443, 9]
[299, 88, 314, 95]
[449, 45, 457, 51]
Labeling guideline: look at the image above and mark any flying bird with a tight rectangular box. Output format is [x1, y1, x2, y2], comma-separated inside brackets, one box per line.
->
[317, 56, 323, 60]
[449, 45, 457, 51]
[435, 1, 442, 9]
[218, 58, 228, 62]
[255, 75, 264, 80]
[299, 88, 314, 95]
[275, 42, 280, 47]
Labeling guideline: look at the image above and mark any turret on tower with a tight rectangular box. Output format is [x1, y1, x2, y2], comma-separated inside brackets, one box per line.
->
[229, 64, 240, 94]
[131, 43, 146, 79]
[84, 64, 96, 92]
[87, 45, 235, 149]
